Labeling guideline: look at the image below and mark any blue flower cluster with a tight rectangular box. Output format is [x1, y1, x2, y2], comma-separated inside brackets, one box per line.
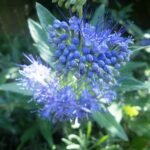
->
[18, 15, 133, 122]
[48, 16, 133, 85]
[18, 56, 101, 122]
[18, 55, 59, 103]
[41, 87, 100, 122]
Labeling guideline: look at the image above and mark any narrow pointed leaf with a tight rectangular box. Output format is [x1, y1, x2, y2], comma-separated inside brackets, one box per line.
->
[28, 19, 47, 43]
[93, 111, 128, 141]
[130, 45, 150, 52]
[118, 77, 150, 91]
[36, 2, 56, 30]
[33, 42, 54, 68]
[0, 83, 32, 95]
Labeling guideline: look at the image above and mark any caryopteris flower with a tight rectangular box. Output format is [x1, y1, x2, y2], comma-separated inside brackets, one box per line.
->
[18, 13, 133, 123]
[48, 16, 133, 86]
[18, 55, 59, 103]
[18, 56, 101, 122]
[40, 87, 101, 122]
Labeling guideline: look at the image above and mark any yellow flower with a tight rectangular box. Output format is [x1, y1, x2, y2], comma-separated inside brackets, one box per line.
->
[123, 105, 139, 117]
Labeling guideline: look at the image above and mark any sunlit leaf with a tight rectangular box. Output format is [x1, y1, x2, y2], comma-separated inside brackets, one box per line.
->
[118, 77, 150, 91]
[36, 2, 56, 30]
[0, 83, 32, 95]
[93, 111, 128, 141]
[28, 19, 47, 43]
[130, 45, 150, 52]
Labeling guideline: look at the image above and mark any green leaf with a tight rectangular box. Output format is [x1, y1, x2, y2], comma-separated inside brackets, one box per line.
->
[0, 83, 32, 95]
[0, 117, 16, 134]
[36, 2, 56, 30]
[129, 112, 150, 138]
[34, 42, 54, 67]
[120, 62, 147, 76]
[118, 77, 150, 91]
[28, 19, 47, 43]
[89, 135, 109, 149]
[28, 18, 55, 64]
[87, 121, 92, 138]
[126, 22, 143, 37]
[130, 45, 150, 52]
[130, 136, 149, 150]
[118, 62, 149, 92]
[95, 135, 109, 146]
[38, 119, 54, 149]
[93, 111, 128, 141]
[17, 124, 38, 150]
[91, 4, 105, 25]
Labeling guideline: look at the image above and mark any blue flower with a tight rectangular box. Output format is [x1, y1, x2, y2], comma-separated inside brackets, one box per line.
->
[18, 55, 102, 122]
[18, 55, 59, 103]
[40, 86, 78, 122]
[92, 82, 116, 104]
[76, 90, 101, 120]
[40, 87, 101, 122]
[48, 16, 133, 86]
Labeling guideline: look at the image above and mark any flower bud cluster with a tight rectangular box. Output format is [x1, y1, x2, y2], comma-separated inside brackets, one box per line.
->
[48, 16, 133, 85]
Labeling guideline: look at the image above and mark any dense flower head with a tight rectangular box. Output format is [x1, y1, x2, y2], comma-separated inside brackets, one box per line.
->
[18, 55, 59, 103]
[48, 16, 133, 86]
[76, 90, 101, 120]
[18, 56, 104, 122]
[40, 87, 101, 122]
[40, 86, 78, 122]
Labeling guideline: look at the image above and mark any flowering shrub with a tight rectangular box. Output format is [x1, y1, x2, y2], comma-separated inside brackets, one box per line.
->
[0, 1, 150, 150]
[18, 3, 133, 124]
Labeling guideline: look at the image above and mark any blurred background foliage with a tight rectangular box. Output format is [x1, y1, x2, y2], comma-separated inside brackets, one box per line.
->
[0, 0, 150, 150]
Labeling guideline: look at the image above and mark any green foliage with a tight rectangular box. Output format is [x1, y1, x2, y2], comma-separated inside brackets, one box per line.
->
[0, 0, 150, 150]
[28, 18, 54, 66]
[28, 19, 47, 43]
[93, 112, 128, 141]
[36, 2, 56, 30]
[0, 83, 32, 95]
[118, 77, 150, 92]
